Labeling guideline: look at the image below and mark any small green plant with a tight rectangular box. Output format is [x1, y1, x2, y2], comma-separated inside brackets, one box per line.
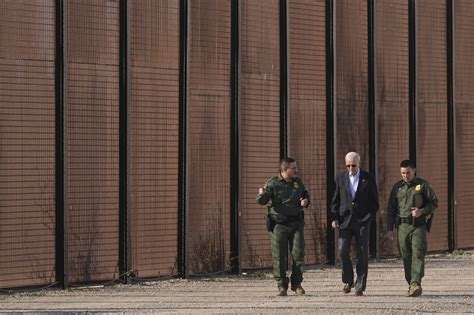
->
[241, 271, 267, 279]
[451, 249, 464, 256]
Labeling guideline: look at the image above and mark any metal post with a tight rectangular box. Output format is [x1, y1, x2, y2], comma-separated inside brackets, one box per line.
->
[409, 0, 417, 165]
[326, 0, 336, 265]
[119, 0, 129, 282]
[230, 0, 240, 275]
[178, 0, 189, 278]
[280, 0, 288, 159]
[55, 0, 68, 289]
[368, 0, 378, 259]
[447, 0, 456, 251]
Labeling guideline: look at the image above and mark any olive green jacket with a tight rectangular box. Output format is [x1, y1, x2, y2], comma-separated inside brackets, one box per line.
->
[256, 174, 310, 220]
[387, 177, 438, 231]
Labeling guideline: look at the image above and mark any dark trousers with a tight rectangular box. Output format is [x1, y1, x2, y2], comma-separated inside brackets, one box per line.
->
[338, 217, 370, 292]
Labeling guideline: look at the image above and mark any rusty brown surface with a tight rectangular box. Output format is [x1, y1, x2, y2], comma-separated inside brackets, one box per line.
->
[0, 0, 56, 288]
[187, 0, 232, 275]
[1, 0, 474, 290]
[288, 0, 328, 264]
[416, 0, 448, 251]
[454, 0, 474, 249]
[239, 0, 281, 269]
[128, 0, 180, 278]
[334, 0, 369, 173]
[66, 0, 120, 283]
[376, 0, 410, 256]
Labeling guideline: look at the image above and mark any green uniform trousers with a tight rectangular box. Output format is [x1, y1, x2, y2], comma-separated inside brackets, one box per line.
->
[271, 219, 305, 289]
[397, 223, 427, 285]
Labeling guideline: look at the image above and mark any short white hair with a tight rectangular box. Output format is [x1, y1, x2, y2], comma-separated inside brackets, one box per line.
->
[345, 151, 361, 164]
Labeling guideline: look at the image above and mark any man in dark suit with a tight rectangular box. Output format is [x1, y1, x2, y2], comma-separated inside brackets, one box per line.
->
[330, 151, 379, 296]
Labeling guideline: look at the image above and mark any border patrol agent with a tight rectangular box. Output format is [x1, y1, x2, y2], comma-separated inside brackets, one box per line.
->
[386, 160, 438, 297]
[256, 158, 310, 296]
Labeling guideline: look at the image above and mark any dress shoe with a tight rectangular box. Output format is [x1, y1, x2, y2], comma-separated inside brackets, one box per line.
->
[354, 291, 364, 296]
[343, 283, 352, 294]
[291, 284, 306, 295]
[277, 287, 288, 296]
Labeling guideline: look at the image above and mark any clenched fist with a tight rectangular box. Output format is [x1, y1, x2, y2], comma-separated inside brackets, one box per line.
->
[300, 198, 309, 207]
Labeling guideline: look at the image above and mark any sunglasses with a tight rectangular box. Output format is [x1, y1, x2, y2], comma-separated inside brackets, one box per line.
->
[346, 164, 357, 168]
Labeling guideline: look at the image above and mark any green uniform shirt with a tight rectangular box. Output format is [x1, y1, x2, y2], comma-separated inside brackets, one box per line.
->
[387, 177, 438, 231]
[256, 174, 309, 219]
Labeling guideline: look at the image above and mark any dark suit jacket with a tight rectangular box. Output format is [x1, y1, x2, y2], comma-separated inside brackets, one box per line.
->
[330, 169, 379, 229]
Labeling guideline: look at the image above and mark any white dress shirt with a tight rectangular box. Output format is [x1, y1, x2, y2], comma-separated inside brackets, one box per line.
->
[349, 169, 360, 199]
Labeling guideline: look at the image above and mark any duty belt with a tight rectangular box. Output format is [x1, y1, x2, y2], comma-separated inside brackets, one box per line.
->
[398, 216, 426, 227]
[282, 211, 304, 224]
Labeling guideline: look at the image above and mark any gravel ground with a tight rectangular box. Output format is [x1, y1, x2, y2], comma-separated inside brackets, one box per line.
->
[0, 251, 472, 314]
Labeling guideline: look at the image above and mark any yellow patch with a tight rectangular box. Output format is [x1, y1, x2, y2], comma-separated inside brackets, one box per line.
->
[415, 184, 421, 191]
[293, 182, 299, 189]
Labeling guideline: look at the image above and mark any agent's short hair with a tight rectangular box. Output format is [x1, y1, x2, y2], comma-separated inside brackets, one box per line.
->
[400, 160, 416, 168]
[280, 157, 296, 171]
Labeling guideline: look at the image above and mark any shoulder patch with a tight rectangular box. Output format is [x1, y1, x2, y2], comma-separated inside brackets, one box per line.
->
[293, 181, 299, 189]
[265, 177, 277, 188]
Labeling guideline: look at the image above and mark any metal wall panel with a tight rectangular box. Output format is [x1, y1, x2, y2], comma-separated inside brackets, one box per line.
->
[416, 1, 448, 251]
[66, 0, 120, 282]
[0, 0, 56, 288]
[334, 0, 369, 172]
[187, 0, 231, 274]
[129, 0, 180, 277]
[288, 0, 327, 264]
[376, 0, 409, 256]
[239, 0, 280, 268]
[454, 0, 474, 249]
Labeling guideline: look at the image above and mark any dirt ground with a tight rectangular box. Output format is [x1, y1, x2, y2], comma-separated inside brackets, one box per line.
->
[0, 251, 472, 314]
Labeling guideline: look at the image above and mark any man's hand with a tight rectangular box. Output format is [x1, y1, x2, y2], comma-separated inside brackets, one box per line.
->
[258, 187, 266, 195]
[385, 230, 395, 241]
[331, 220, 339, 229]
[300, 198, 309, 207]
[411, 207, 422, 218]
